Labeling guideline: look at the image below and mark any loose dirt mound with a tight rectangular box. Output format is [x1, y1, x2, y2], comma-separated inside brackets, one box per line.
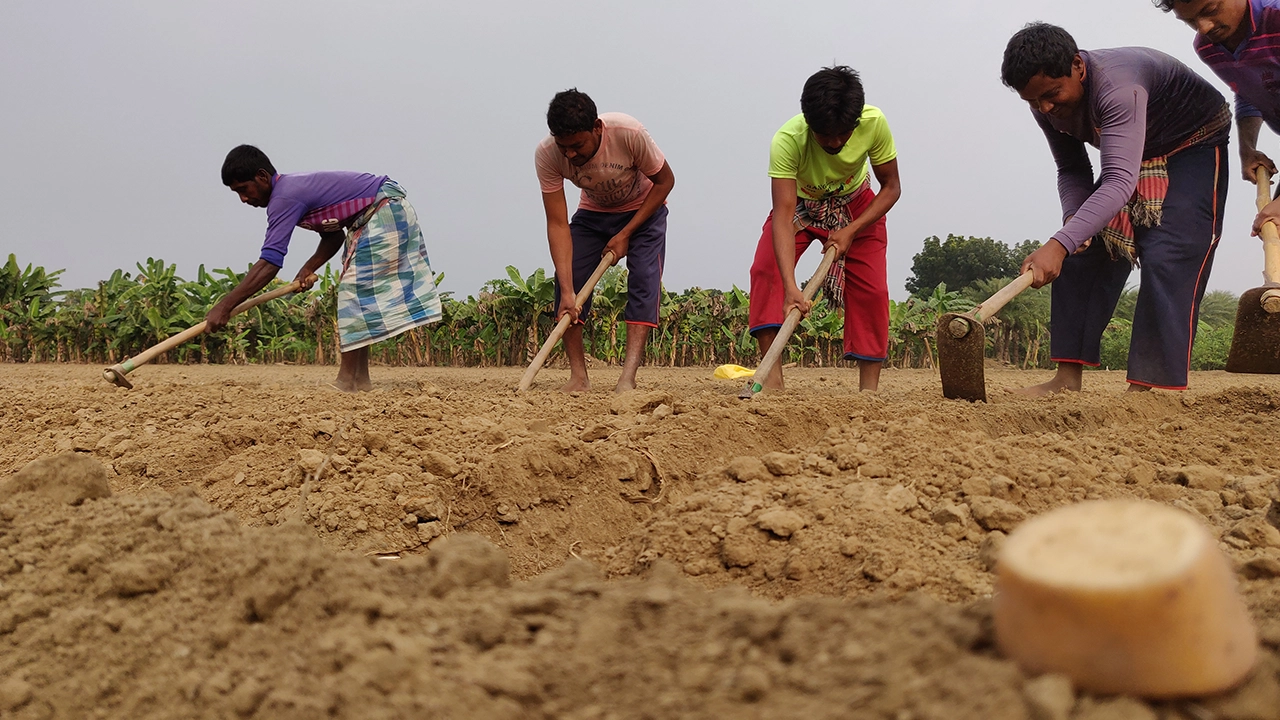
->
[0, 463, 1275, 719]
[0, 365, 1278, 718]
[607, 390, 1280, 605]
[0, 367, 877, 578]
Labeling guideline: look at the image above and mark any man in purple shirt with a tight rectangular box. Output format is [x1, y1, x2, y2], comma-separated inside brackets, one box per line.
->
[210, 145, 442, 391]
[1003, 23, 1230, 394]
[1158, 0, 1280, 232]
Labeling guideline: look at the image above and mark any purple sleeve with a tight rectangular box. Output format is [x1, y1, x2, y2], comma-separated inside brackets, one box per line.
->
[1235, 93, 1263, 120]
[259, 197, 307, 267]
[1035, 111, 1095, 225]
[1050, 87, 1146, 253]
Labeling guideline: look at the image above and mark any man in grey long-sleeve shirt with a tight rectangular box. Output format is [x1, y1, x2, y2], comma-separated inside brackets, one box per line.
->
[1002, 22, 1230, 394]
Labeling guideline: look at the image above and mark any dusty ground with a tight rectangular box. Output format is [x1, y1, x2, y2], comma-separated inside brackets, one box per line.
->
[0, 363, 1278, 719]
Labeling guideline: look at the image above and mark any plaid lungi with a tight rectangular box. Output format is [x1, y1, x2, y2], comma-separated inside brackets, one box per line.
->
[337, 180, 442, 351]
[1098, 103, 1231, 266]
[793, 179, 871, 309]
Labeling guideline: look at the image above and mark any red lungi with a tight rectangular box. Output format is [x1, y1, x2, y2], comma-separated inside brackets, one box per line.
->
[747, 185, 889, 361]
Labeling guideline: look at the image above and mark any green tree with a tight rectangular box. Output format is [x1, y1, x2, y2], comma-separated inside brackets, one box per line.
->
[1008, 239, 1041, 263]
[905, 235, 1022, 295]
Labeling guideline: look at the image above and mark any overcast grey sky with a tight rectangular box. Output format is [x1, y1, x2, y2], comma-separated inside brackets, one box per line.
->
[2, 0, 1272, 301]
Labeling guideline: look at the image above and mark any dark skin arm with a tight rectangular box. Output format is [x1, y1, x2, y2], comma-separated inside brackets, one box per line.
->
[770, 177, 806, 315]
[207, 231, 339, 332]
[1239, 116, 1276, 183]
[205, 259, 280, 332]
[292, 231, 344, 289]
[602, 161, 676, 263]
[822, 159, 900, 258]
[542, 189, 580, 324]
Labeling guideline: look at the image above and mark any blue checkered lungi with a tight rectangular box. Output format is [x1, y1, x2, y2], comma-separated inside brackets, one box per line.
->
[337, 180, 442, 351]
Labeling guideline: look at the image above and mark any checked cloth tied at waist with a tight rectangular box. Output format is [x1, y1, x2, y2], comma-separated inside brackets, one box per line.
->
[792, 179, 871, 309]
[1099, 103, 1231, 266]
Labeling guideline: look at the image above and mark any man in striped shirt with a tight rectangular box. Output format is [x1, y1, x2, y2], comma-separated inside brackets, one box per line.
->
[210, 145, 442, 391]
[1159, 0, 1280, 232]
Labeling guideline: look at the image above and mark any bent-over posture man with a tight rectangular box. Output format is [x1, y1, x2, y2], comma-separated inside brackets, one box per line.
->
[748, 65, 901, 391]
[535, 89, 675, 393]
[1004, 23, 1230, 394]
[1159, 0, 1280, 234]
[211, 145, 442, 391]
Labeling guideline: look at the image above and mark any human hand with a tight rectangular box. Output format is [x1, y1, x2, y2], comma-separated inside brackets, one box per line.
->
[1020, 240, 1069, 289]
[1241, 149, 1277, 184]
[822, 225, 858, 258]
[293, 271, 318, 291]
[603, 230, 631, 263]
[555, 286, 579, 324]
[1253, 198, 1280, 237]
[205, 301, 233, 333]
[783, 285, 812, 318]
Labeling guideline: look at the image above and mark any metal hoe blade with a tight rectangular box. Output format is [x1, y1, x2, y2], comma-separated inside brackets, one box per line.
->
[1225, 286, 1280, 374]
[937, 312, 988, 402]
[102, 367, 134, 389]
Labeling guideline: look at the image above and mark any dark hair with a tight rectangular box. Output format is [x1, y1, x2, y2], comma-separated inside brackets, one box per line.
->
[1152, 0, 1187, 10]
[1001, 22, 1079, 91]
[546, 89, 598, 137]
[221, 145, 276, 186]
[800, 66, 865, 136]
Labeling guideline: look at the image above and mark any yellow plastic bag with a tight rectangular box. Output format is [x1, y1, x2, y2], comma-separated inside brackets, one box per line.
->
[713, 364, 755, 380]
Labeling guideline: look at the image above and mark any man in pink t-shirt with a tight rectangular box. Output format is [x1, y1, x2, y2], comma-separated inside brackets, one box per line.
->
[535, 89, 676, 393]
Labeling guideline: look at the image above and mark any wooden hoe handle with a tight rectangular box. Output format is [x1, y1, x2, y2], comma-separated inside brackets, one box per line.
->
[974, 271, 1035, 323]
[1253, 168, 1280, 313]
[948, 270, 1034, 339]
[102, 276, 314, 387]
[744, 245, 839, 397]
[517, 252, 616, 392]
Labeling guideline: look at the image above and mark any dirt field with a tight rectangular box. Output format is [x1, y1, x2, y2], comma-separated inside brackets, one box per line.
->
[0, 363, 1277, 719]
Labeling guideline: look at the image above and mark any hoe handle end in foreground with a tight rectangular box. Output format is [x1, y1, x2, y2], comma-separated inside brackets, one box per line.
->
[1263, 288, 1280, 314]
[948, 316, 974, 339]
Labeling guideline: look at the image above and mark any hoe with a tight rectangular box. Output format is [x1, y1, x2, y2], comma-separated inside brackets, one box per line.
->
[739, 246, 838, 399]
[103, 277, 313, 389]
[1225, 167, 1280, 374]
[937, 271, 1034, 402]
[517, 252, 614, 392]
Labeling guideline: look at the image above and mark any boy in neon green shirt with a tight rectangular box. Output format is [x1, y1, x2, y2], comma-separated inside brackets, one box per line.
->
[748, 66, 901, 391]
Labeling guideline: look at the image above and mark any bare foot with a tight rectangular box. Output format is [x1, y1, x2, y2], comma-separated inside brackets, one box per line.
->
[559, 377, 591, 393]
[1013, 377, 1080, 397]
[331, 377, 372, 393]
[614, 377, 637, 394]
[1013, 364, 1083, 398]
[1126, 383, 1152, 393]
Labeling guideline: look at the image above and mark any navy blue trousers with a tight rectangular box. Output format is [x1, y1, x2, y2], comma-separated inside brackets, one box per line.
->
[1050, 143, 1228, 389]
[558, 205, 667, 326]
